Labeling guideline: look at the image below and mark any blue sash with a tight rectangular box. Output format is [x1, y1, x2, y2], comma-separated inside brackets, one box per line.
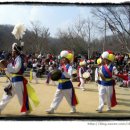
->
[58, 64, 73, 89]
[100, 64, 113, 86]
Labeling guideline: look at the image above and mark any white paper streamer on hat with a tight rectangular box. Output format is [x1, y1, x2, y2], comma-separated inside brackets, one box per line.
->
[12, 23, 26, 40]
[12, 43, 18, 51]
[60, 50, 69, 58]
[12, 42, 22, 53]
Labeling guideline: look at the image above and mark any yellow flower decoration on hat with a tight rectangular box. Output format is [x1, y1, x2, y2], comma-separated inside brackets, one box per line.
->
[97, 58, 102, 65]
[60, 50, 74, 62]
[107, 54, 115, 62]
[65, 53, 74, 62]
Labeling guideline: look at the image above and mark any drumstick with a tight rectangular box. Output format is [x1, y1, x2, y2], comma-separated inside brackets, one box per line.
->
[5, 74, 11, 82]
[0, 67, 11, 82]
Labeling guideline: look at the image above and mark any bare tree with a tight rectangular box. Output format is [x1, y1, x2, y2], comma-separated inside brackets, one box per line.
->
[92, 6, 130, 52]
[56, 16, 95, 56]
[72, 16, 94, 58]
[30, 21, 41, 52]
[39, 26, 50, 53]
[30, 21, 50, 53]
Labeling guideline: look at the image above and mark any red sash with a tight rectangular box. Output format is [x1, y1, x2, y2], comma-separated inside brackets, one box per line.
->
[103, 65, 117, 107]
[104, 65, 112, 78]
[62, 64, 68, 72]
[21, 78, 30, 112]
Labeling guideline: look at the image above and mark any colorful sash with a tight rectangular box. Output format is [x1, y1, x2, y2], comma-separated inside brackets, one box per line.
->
[21, 78, 40, 112]
[21, 78, 30, 112]
[29, 69, 33, 82]
[12, 74, 40, 112]
[101, 65, 113, 86]
[103, 65, 112, 78]
[103, 65, 117, 107]
[12, 57, 40, 112]
[111, 80, 117, 107]
[60, 64, 78, 106]
[71, 87, 78, 106]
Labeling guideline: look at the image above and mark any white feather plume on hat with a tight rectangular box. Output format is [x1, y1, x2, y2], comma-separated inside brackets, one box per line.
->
[12, 23, 26, 40]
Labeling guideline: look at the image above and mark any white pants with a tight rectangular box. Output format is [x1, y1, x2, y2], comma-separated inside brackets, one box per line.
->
[0, 82, 24, 111]
[79, 78, 85, 89]
[98, 85, 113, 111]
[33, 72, 38, 83]
[50, 88, 75, 110]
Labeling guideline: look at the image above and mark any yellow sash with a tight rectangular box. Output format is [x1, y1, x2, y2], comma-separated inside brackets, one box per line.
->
[12, 74, 23, 77]
[26, 83, 40, 107]
[30, 69, 33, 81]
[12, 74, 40, 109]
[58, 79, 70, 83]
[105, 78, 112, 81]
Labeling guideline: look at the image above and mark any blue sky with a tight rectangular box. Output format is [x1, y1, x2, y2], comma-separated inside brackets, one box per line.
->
[0, 4, 96, 37]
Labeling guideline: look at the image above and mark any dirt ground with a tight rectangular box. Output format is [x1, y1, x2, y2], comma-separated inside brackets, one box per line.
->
[0, 77, 130, 119]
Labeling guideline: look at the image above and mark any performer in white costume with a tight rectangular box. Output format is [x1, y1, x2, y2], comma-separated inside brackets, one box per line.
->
[0, 44, 30, 115]
[46, 50, 78, 114]
[0, 23, 39, 115]
[78, 60, 87, 91]
[0, 43, 40, 115]
[97, 51, 118, 113]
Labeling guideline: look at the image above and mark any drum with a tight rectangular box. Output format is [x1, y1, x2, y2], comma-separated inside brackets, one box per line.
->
[0, 60, 8, 69]
[72, 69, 77, 74]
[83, 72, 90, 79]
[50, 69, 62, 81]
[72, 69, 77, 78]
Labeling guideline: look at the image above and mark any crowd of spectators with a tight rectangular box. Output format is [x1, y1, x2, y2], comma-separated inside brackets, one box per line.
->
[0, 50, 130, 87]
